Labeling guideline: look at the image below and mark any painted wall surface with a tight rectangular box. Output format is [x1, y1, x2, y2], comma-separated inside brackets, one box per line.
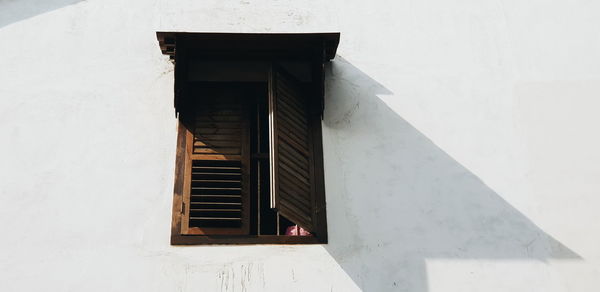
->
[1, 0, 600, 291]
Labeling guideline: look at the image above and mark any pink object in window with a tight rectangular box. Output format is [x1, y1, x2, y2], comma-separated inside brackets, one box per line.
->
[285, 225, 312, 236]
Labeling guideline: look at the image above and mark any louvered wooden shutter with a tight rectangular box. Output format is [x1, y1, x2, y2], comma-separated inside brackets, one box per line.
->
[181, 96, 250, 235]
[268, 65, 327, 238]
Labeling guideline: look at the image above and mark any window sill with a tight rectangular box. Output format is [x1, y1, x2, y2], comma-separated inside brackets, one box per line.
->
[171, 235, 326, 245]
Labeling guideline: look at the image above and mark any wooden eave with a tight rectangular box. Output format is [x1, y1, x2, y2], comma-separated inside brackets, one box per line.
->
[156, 32, 340, 61]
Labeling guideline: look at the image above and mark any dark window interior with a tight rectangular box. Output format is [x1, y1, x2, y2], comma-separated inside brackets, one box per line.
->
[246, 82, 295, 235]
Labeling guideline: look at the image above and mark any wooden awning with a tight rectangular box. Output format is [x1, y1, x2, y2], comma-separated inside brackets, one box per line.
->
[156, 32, 340, 61]
[156, 32, 340, 116]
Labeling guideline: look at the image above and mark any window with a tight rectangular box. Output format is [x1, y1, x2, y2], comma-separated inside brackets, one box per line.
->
[157, 32, 340, 244]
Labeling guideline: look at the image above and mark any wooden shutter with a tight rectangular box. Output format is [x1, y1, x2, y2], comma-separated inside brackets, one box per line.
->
[181, 94, 251, 235]
[268, 65, 327, 238]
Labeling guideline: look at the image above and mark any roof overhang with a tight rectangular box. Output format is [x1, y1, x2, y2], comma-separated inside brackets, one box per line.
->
[156, 32, 340, 116]
[156, 32, 340, 62]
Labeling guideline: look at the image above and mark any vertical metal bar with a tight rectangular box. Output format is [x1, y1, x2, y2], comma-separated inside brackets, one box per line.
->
[256, 101, 261, 235]
[268, 66, 278, 209]
[276, 212, 280, 235]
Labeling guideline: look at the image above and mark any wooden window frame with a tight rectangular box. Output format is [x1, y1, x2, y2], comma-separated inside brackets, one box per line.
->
[160, 32, 338, 245]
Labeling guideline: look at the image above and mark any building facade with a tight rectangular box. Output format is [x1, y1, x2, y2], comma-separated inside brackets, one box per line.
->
[1, 0, 600, 291]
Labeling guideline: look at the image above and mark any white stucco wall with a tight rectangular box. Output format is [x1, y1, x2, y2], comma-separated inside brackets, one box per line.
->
[1, 0, 600, 291]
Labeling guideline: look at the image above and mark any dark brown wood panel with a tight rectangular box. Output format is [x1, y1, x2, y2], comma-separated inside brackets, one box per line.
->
[269, 65, 316, 232]
[181, 97, 251, 236]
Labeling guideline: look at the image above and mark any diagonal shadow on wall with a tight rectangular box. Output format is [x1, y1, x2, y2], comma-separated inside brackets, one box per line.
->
[0, 0, 84, 28]
[322, 57, 580, 292]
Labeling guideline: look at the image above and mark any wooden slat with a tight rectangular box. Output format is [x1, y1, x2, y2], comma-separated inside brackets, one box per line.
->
[278, 200, 312, 228]
[278, 92, 306, 118]
[192, 179, 241, 182]
[278, 132, 309, 157]
[193, 147, 241, 155]
[191, 209, 241, 212]
[279, 120, 308, 152]
[277, 119, 309, 149]
[279, 141, 309, 165]
[279, 94, 305, 120]
[279, 166, 311, 192]
[192, 166, 241, 171]
[277, 79, 304, 107]
[191, 188, 242, 194]
[278, 99, 308, 129]
[277, 91, 306, 117]
[279, 153, 309, 180]
[279, 188, 311, 213]
[279, 164, 310, 188]
[192, 171, 242, 175]
[279, 143, 309, 172]
[194, 134, 241, 141]
[279, 159, 309, 183]
[190, 217, 242, 220]
[278, 101, 308, 130]
[192, 187, 242, 191]
[192, 174, 241, 180]
[277, 111, 308, 140]
[190, 154, 242, 160]
[191, 202, 242, 206]
[195, 128, 242, 135]
[191, 195, 242, 198]
[193, 140, 241, 147]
